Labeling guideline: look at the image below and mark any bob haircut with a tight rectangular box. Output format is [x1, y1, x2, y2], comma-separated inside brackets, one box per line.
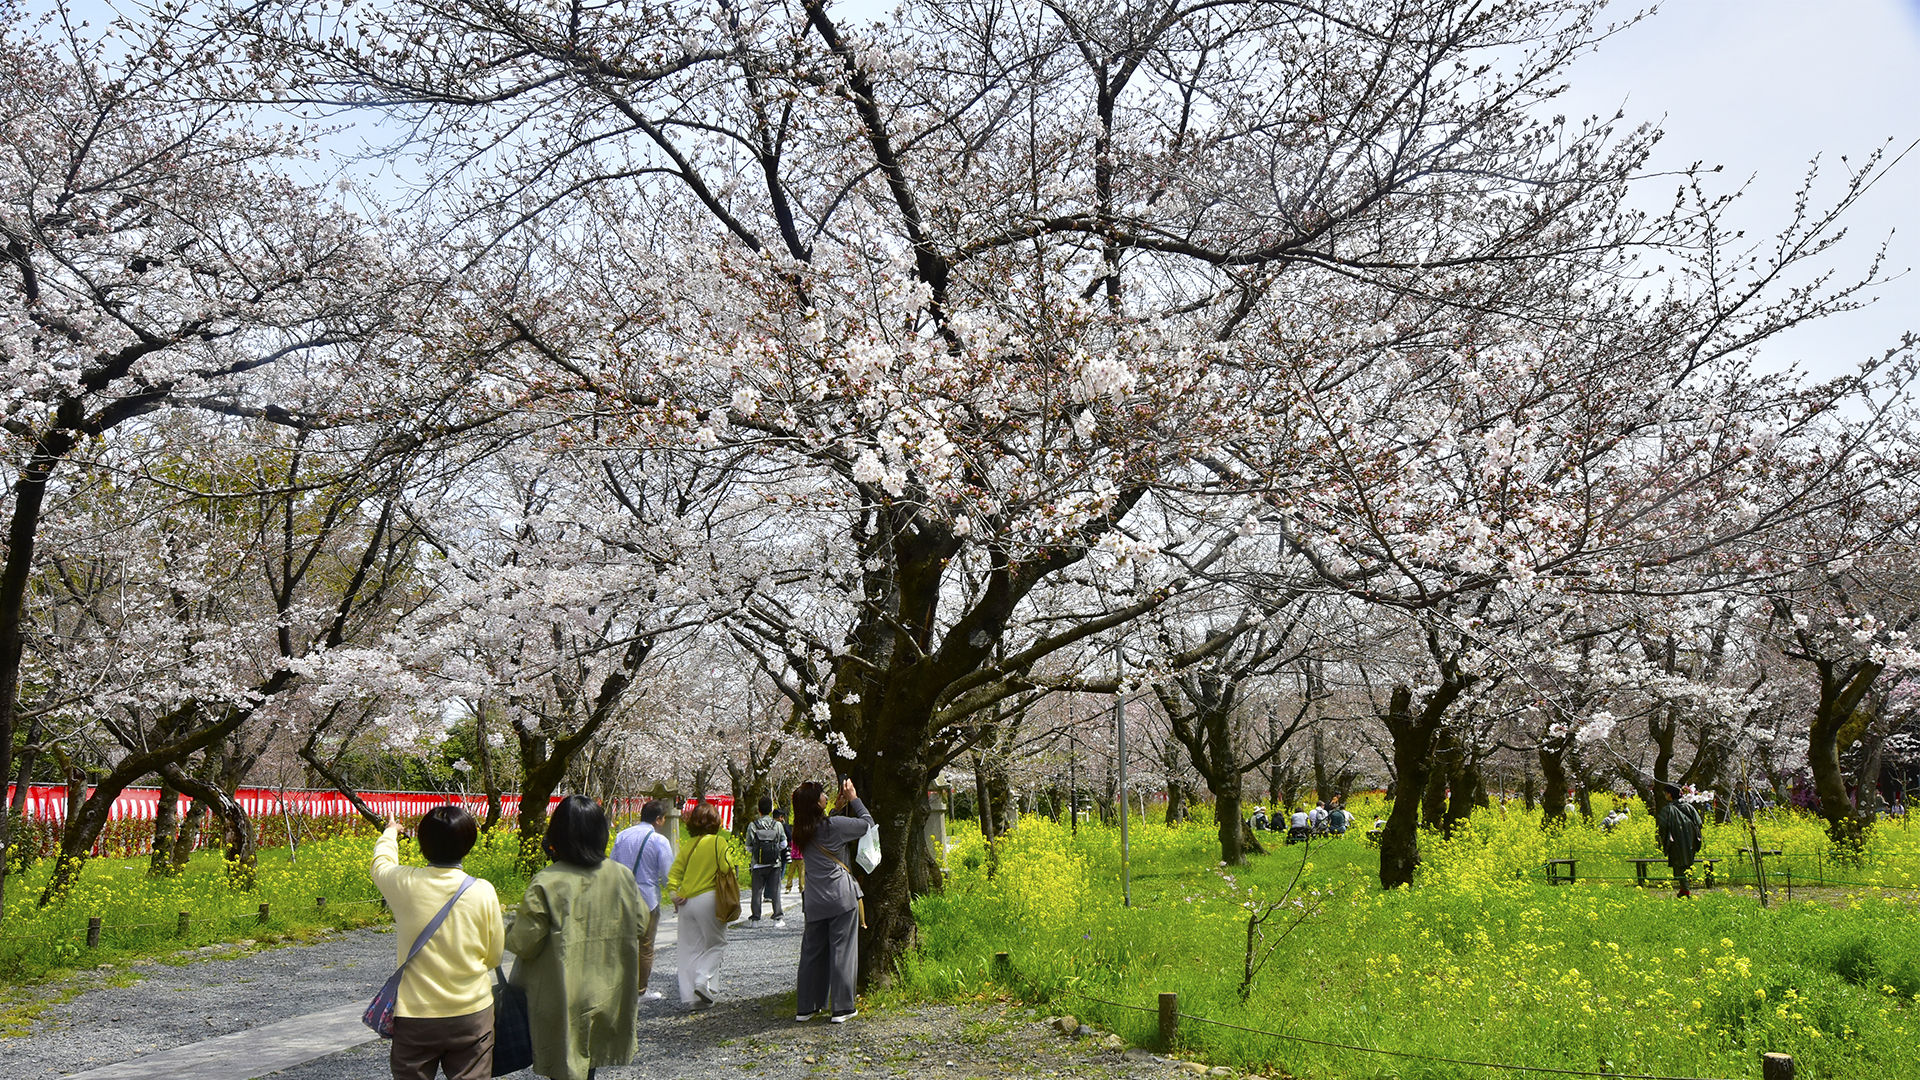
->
[791, 781, 827, 850]
[542, 795, 609, 868]
[684, 801, 723, 837]
[417, 804, 478, 866]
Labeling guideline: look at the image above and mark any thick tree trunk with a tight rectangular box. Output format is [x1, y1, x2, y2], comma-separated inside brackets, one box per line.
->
[0, 450, 64, 919]
[1421, 731, 1455, 832]
[1164, 779, 1188, 826]
[1523, 769, 1537, 811]
[1809, 659, 1881, 848]
[1379, 670, 1471, 889]
[851, 753, 935, 991]
[149, 783, 181, 877]
[1539, 747, 1569, 829]
[174, 798, 210, 872]
[1215, 780, 1245, 866]
[1446, 757, 1478, 833]
[160, 763, 257, 890]
[1379, 688, 1433, 890]
[1651, 704, 1678, 786]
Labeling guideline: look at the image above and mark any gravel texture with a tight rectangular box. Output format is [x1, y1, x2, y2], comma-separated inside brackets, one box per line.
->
[5, 925, 394, 1078]
[4, 887, 1211, 1080]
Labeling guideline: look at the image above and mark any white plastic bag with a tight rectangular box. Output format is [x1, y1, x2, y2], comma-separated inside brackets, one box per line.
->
[855, 825, 882, 872]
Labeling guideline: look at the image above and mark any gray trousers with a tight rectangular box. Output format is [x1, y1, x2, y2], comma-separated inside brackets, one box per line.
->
[795, 907, 860, 1015]
[750, 865, 784, 919]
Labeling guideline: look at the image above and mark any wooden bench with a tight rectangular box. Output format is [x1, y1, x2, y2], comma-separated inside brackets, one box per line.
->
[1544, 858, 1576, 885]
[1627, 856, 1719, 887]
[1737, 848, 1782, 858]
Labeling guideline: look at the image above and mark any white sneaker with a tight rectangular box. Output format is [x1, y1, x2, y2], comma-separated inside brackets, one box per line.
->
[795, 1011, 817, 1022]
[641, 990, 664, 1000]
[829, 1010, 857, 1023]
[773, 919, 786, 929]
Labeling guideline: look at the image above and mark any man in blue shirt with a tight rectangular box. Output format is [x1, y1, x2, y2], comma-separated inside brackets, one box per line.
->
[611, 800, 676, 999]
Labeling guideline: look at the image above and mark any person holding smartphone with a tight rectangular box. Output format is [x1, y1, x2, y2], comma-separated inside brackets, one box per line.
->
[790, 778, 872, 1024]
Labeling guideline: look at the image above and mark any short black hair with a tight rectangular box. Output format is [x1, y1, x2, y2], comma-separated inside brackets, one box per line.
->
[771, 807, 787, 820]
[640, 800, 663, 824]
[542, 795, 609, 868]
[758, 794, 774, 815]
[418, 805, 478, 865]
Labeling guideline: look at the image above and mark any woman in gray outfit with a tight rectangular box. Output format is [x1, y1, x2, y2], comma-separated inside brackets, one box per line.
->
[791, 778, 872, 1023]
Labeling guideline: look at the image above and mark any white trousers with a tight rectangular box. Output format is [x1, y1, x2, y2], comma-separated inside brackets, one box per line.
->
[676, 891, 727, 1005]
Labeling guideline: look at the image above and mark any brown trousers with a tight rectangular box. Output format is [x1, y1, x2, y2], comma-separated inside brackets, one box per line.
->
[637, 904, 662, 991]
[390, 1006, 494, 1080]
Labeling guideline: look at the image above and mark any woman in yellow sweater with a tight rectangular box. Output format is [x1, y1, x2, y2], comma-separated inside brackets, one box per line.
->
[666, 801, 735, 1010]
[369, 806, 505, 1080]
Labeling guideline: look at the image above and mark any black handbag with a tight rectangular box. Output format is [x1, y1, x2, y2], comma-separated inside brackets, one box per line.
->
[492, 966, 534, 1076]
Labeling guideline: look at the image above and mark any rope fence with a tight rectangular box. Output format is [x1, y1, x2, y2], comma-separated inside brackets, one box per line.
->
[994, 953, 1798, 1080]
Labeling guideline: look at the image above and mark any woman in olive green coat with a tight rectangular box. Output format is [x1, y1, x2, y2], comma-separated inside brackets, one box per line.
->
[507, 796, 642, 1080]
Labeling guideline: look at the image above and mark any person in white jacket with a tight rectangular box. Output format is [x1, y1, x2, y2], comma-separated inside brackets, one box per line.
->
[370, 806, 505, 1080]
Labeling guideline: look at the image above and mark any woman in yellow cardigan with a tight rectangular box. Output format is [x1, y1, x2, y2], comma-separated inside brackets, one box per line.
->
[666, 801, 735, 1010]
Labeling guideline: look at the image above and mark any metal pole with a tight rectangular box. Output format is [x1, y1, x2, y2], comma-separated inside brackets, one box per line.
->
[1115, 641, 1130, 908]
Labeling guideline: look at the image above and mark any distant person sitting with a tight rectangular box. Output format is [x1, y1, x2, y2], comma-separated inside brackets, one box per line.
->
[1326, 802, 1348, 835]
[1309, 801, 1329, 834]
[1287, 807, 1311, 844]
[1600, 808, 1625, 833]
[1250, 806, 1269, 832]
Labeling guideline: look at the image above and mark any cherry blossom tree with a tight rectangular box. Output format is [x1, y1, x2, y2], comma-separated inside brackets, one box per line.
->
[0, 7, 471, 909]
[204, 0, 1917, 971]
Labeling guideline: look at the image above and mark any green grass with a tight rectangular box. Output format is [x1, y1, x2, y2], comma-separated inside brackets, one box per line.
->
[0, 826, 531, 991]
[899, 802, 1920, 1080]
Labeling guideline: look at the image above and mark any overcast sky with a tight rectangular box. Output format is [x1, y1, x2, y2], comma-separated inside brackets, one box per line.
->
[1554, 0, 1920, 378]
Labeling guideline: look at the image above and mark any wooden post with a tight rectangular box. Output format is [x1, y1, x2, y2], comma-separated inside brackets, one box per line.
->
[1784, 868, 1792, 902]
[1762, 1052, 1795, 1080]
[177, 911, 190, 938]
[1158, 992, 1178, 1050]
[87, 917, 101, 949]
[992, 952, 1010, 980]
[316, 896, 327, 912]
[257, 903, 270, 924]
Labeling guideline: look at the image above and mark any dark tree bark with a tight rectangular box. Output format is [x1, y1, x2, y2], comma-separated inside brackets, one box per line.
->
[1539, 743, 1571, 829]
[148, 782, 181, 877]
[1378, 658, 1474, 889]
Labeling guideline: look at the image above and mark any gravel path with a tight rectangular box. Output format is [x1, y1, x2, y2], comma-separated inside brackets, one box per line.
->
[4, 888, 1211, 1080]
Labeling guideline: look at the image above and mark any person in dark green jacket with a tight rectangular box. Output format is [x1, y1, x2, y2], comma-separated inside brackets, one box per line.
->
[506, 795, 642, 1080]
[1655, 783, 1704, 898]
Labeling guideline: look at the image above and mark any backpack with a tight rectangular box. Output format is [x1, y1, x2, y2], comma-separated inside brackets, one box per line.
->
[749, 816, 785, 865]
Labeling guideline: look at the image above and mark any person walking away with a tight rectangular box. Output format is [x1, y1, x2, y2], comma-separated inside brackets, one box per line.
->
[1655, 783, 1704, 898]
[370, 806, 504, 1080]
[609, 800, 674, 1000]
[745, 796, 787, 927]
[507, 795, 641, 1080]
[779, 807, 804, 894]
[667, 801, 734, 1010]
[773, 807, 798, 894]
[793, 778, 873, 1024]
